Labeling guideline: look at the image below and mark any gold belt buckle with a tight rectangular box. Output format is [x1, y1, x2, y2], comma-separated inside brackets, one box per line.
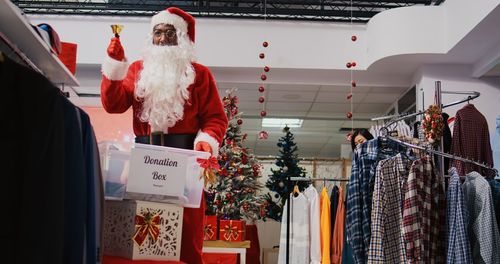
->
[150, 131, 164, 146]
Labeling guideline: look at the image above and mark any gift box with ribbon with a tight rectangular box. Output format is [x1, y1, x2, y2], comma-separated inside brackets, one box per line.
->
[103, 200, 184, 261]
[204, 215, 217, 241]
[219, 220, 246, 242]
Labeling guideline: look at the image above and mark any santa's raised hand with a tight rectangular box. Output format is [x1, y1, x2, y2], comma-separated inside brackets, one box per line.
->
[107, 37, 125, 61]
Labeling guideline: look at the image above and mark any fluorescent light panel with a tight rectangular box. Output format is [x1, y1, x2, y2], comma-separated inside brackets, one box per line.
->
[262, 118, 303, 128]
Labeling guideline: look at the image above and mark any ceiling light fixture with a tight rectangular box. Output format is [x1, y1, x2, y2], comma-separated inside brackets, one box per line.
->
[262, 118, 303, 128]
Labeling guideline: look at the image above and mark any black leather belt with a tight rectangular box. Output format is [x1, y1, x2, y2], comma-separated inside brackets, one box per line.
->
[135, 133, 196, 150]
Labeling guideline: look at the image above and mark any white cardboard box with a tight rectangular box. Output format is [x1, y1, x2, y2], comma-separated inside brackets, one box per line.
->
[103, 200, 184, 261]
[125, 143, 210, 208]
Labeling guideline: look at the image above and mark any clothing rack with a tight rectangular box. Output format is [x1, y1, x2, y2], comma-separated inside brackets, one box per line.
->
[384, 135, 498, 175]
[284, 176, 349, 264]
[371, 91, 480, 124]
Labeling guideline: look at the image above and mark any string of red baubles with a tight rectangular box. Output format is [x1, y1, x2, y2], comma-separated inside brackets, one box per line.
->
[345, 35, 357, 141]
[258, 41, 270, 139]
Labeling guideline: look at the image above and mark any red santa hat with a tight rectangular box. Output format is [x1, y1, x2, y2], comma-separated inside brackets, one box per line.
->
[150, 7, 195, 43]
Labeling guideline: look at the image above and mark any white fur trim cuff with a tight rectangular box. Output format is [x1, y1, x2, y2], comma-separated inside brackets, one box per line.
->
[194, 130, 219, 157]
[101, 56, 129, 81]
[151, 11, 188, 33]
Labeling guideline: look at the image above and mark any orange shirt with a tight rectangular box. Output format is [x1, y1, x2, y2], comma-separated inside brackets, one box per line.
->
[331, 186, 345, 264]
[320, 187, 331, 264]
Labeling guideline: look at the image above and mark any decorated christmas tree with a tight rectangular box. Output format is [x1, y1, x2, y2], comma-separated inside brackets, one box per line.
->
[205, 89, 264, 222]
[264, 126, 308, 221]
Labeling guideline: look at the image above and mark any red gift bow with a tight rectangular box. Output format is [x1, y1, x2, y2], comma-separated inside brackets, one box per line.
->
[133, 212, 161, 246]
[197, 156, 220, 170]
[204, 224, 215, 240]
[197, 157, 220, 186]
[223, 221, 243, 241]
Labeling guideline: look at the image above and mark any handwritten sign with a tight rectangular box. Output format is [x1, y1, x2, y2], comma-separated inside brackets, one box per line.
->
[127, 145, 188, 197]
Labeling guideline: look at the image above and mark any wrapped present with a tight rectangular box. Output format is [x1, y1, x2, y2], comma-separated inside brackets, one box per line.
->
[219, 220, 246, 242]
[103, 200, 184, 261]
[204, 215, 217, 241]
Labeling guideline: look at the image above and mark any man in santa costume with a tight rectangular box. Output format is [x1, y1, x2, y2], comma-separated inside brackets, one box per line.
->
[101, 7, 228, 263]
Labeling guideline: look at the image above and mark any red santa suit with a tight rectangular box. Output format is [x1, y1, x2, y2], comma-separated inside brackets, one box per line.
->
[101, 8, 227, 264]
[101, 60, 227, 153]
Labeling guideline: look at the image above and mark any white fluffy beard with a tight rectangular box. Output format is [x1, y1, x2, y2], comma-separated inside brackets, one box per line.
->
[135, 34, 196, 132]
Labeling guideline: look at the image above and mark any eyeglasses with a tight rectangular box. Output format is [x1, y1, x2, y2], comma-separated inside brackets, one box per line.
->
[153, 29, 176, 39]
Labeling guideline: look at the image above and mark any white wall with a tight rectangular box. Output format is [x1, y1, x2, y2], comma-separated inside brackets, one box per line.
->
[27, 14, 367, 70]
[415, 64, 500, 135]
[27, 0, 499, 71]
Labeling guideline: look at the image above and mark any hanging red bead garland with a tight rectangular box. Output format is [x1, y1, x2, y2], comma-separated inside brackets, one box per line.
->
[258, 41, 270, 139]
[346, 0, 357, 141]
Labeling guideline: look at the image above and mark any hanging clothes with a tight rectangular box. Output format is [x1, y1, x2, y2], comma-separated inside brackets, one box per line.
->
[493, 115, 500, 177]
[320, 187, 331, 264]
[450, 104, 494, 176]
[462, 171, 500, 264]
[488, 178, 500, 232]
[0, 52, 103, 264]
[304, 185, 322, 264]
[402, 156, 446, 264]
[342, 184, 355, 264]
[330, 185, 339, 238]
[445, 167, 472, 264]
[331, 186, 345, 264]
[441, 112, 452, 171]
[346, 138, 398, 264]
[368, 154, 409, 264]
[278, 193, 311, 264]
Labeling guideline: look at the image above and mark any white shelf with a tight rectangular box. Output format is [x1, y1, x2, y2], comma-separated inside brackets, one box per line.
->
[0, 0, 79, 87]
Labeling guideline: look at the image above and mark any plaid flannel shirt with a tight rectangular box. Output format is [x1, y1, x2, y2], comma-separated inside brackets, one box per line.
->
[462, 171, 500, 264]
[402, 157, 446, 264]
[446, 167, 472, 264]
[368, 154, 409, 264]
[450, 104, 494, 177]
[346, 138, 397, 264]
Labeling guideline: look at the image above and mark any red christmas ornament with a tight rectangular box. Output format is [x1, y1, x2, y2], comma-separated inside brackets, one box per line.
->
[351, 35, 357, 41]
[226, 193, 232, 200]
[346, 133, 353, 142]
[346, 62, 352, 68]
[351, 61, 357, 67]
[346, 112, 353, 119]
[258, 130, 269, 139]
[347, 93, 353, 100]
[237, 119, 243, 125]
[261, 74, 267, 81]
[243, 203, 249, 211]
[258, 86, 265, 93]
[260, 110, 267, 117]
[351, 80, 357, 87]
[264, 66, 270, 72]
[259, 53, 265, 59]
[259, 96, 265, 103]
[263, 41, 269, 47]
